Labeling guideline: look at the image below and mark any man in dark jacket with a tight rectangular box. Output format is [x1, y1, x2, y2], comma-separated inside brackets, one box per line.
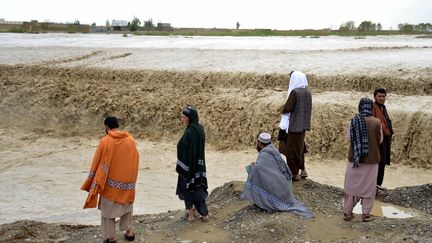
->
[372, 88, 393, 196]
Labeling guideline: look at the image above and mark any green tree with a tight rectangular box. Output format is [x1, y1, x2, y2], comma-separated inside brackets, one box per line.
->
[415, 23, 432, 32]
[358, 21, 376, 32]
[339, 21, 356, 32]
[377, 23, 382, 31]
[129, 17, 141, 31]
[398, 23, 414, 33]
[143, 18, 154, 30]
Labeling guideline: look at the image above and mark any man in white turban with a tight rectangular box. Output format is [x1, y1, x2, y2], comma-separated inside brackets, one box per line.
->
[278, 71, 312, 181]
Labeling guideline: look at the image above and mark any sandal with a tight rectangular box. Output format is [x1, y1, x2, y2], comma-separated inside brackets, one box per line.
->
[376, 185, 387, 191]
[293, 174, 301, 181]
[300, 170, 308, 178]
[124, 232, 135, 241]
[343, 213, 354, 221]
[362, 214, 373, 222]
[376, 188, 388, 197]
[201, 215, 209, 222]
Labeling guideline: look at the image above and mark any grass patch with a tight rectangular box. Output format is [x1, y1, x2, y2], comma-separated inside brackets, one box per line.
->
[133, 29, 422, 37]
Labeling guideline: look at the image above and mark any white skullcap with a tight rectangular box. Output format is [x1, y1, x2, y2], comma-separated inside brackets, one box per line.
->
[258, 133, 271, 144]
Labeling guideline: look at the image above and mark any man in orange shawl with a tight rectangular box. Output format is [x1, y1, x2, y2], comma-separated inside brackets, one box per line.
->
[81, 116, 139, 243]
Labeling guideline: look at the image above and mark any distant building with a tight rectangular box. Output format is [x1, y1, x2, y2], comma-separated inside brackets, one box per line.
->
[0, 18, 24, 31]
[90, 25, 108, 33]
[157, 23, 172, 31]
[111, 19, 128, 31]
[0, 18, 90, 33]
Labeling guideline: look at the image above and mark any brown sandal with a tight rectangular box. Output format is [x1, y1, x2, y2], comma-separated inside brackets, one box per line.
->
[362, 214, 373, 222]
[300, 170, 308, 178]
[343, 213, 354, 221]
[293, 174, 301, 181]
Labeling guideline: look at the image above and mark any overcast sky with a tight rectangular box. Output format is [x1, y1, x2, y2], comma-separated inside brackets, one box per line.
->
[1, 0, 431, 30]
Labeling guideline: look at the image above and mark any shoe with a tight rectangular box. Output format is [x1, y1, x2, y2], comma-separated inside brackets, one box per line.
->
[362, 214, 373, 222]
[300, 170, 308, 178]
[376, 185, 387, 191]
[343, 213, 354, 221]
[201, 215, 209, 222]
[124, 232, 135, 241]
[293, 174, 301, 181]
[376, 188, 388, 197]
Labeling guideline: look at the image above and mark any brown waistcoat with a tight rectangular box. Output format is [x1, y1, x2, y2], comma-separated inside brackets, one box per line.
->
[288, 88, 312, 133]
[348, 116, 381, 164]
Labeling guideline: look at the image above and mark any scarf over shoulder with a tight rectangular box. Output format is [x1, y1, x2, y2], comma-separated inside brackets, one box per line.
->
[350, 98, 373, 167]
[81, 131, 139, 208]
[372, 102, 393, 136]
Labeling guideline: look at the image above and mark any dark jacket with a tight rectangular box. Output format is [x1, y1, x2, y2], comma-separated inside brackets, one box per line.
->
[176, 109, 208, 200]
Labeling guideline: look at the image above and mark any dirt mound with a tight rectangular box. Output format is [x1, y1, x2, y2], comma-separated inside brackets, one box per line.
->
[1, 65, 432, 168]
[385, 183, 432, 214]
[1, 180, 432, 242]
[0, 220, 94, 243]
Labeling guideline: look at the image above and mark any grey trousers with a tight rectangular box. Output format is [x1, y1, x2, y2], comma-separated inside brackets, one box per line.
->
[99, 196, 133, 240]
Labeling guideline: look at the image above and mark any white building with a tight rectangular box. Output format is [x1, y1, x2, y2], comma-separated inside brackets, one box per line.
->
[111, 19, 128, 30]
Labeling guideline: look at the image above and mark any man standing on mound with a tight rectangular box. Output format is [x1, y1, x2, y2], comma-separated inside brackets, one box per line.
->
[372, 88, 393, 196]
[344, 98, 382, 222]
[278, 71, 312, 181]
[242, 133, 313, 218]
[81, 116, 139, 243]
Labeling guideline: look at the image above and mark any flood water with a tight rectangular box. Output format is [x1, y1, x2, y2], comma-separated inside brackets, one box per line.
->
[353, 200, 414, 219]
[1, 33, 432, 50]
[1, 33, 432, 75]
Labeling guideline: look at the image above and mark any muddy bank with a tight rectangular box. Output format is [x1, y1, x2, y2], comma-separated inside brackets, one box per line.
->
[1, 65, 431, 168]
[1, 180, 432, 242]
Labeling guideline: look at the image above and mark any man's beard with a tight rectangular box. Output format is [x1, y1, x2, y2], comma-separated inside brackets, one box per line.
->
[256, 143, 262, 152]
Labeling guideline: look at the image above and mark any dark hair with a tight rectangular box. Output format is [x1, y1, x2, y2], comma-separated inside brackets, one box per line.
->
[289, 71, 295, 77]
[374, 88, 387, 96]
[104, 116, 119, 129]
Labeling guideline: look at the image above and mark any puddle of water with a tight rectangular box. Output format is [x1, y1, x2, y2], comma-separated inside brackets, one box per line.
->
[352, 200, 413, 219]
